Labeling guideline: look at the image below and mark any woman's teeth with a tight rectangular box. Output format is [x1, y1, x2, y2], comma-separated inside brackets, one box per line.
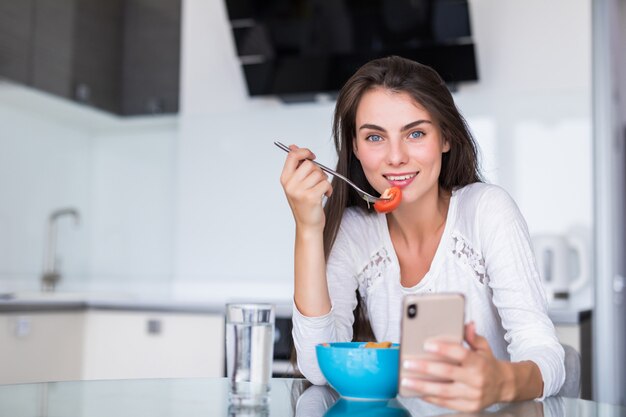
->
[385, 174, 416, 181]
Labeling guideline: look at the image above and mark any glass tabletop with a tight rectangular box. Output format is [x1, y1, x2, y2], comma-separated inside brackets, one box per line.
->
[0, 377, 623, 417]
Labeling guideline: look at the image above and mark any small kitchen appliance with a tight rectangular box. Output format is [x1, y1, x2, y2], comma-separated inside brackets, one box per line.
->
[532, 231, 590, 302]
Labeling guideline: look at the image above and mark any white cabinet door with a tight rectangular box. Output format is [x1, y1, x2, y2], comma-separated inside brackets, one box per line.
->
[82, 311, 224, 380]
[0, 312, 84, 384]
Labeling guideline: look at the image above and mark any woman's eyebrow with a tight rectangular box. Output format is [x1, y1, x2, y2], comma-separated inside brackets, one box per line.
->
[358, 120, 432, 132]
[402, 120, 432, 131]
[358, 123, 386, 132]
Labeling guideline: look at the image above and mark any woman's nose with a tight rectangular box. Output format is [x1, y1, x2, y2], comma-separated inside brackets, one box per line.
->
[386, 140, 408, 166]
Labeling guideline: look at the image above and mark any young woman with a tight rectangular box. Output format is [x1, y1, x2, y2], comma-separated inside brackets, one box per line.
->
[279, 56, 565, 411]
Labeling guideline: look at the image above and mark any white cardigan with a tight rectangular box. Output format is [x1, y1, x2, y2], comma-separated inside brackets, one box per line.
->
[292, 183, 565, 398]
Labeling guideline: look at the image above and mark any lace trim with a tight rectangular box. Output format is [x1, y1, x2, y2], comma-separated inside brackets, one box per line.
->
[451, 232, 489, 284]
[355, 247, 392, 298]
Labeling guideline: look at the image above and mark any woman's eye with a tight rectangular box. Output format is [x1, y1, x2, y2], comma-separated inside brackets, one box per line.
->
[409, 131, 424, 139]
[366, 135, 383, 142]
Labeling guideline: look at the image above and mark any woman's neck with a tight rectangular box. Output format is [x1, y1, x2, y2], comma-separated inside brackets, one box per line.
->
[387, 187, 451, 246]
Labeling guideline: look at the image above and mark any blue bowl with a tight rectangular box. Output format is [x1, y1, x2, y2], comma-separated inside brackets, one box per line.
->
[316, 342, 400, 401]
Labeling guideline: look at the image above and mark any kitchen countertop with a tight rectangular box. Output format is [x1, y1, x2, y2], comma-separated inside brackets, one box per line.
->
[0, 291, 294, 316]
[0, 291, 591, 325]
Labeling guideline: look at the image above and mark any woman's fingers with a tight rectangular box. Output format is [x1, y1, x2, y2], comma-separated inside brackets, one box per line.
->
[464, 322, 476, 345]
[465, 329, 491, 352]
[282, 150, 324, 188]
[280, 145, 316, 185]
[292, 160, 325, 185]
[278, 145, 332, 228]
[403, 359, 462, 383]
[424, 323, 491, 364]
[402, 357, 481, 388]
[423, 339, 470, 364]
[312, 179, 333, 199]
[281, 151, 328, 193]
[400, 325, 503, 412]
[404, 327, 504, 411]
[401, 377, 478, 400]
[285, 162, 329, 200]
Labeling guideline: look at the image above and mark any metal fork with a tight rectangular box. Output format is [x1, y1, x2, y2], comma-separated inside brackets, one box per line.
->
[274, 141, 388, 203]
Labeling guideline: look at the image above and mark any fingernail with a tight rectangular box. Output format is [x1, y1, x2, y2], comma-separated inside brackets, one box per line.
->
[424, 341, 438, 352]
[400, 378, 411, 387]
[403, 360, 423, 371]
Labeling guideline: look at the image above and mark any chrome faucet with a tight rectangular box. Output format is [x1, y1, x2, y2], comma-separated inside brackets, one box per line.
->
[41, 208, 80, 292]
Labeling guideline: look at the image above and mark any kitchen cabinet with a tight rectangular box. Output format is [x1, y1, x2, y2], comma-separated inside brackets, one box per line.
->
[0, 312, 85, 384]
[82, 310, 223, 380]
[0, 309, 224, 384]
[44, 0, 124, 112]
[0, 0, 124, 113]
[119, 0, 181, 115]
[0, 0, 180, 116]
[0, 0, 34, 85]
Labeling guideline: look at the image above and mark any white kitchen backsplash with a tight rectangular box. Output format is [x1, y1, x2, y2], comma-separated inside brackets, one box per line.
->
[0, 87, 93, 292]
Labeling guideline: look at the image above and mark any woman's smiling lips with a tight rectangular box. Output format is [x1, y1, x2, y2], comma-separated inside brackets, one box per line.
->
[383, 172, 418, 188]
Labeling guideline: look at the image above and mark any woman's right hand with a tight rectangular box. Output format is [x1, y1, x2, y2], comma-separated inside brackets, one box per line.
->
[279, 144, 333, 231]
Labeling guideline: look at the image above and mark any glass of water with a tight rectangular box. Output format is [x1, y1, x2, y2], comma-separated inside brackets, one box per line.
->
[226, 303, 275, 408]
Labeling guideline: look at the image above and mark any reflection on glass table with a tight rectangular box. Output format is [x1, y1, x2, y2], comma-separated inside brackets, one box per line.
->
[293, 382, 626, 417]
[0, 378, 624, 417]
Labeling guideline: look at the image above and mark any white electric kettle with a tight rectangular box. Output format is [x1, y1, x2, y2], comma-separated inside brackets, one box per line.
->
[532, 232, 590, 302]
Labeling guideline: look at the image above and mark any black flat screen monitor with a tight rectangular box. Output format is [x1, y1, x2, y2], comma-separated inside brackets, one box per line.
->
[225, 0, 478, 99]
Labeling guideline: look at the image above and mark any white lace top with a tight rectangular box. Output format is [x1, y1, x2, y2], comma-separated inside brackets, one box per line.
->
[292, 183, 565, 398]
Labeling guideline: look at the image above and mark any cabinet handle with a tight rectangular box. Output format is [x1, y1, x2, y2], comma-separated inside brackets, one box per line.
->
[147, 319, 162, 335]
[14, 316, 31, 338]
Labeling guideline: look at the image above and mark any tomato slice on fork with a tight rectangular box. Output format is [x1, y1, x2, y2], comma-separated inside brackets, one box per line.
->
[373, 187, 402, 213]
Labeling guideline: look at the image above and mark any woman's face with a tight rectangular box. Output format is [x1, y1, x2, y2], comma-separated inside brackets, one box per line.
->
[353, 87, 450, 206]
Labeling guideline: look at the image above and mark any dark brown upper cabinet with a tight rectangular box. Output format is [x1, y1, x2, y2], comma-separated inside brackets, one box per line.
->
[0, 0, 181, 116]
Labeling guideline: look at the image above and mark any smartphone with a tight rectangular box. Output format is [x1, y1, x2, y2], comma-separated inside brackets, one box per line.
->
[398, 293, 465, 397]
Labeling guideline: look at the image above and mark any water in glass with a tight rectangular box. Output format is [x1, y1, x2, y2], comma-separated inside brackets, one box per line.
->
[226, 304, 275, 408]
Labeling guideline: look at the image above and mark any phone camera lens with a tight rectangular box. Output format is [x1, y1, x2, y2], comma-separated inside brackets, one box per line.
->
[407, 304, 417, 318]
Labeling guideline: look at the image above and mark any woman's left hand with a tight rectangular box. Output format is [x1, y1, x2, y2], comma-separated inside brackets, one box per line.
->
[400, 322, 513, 412]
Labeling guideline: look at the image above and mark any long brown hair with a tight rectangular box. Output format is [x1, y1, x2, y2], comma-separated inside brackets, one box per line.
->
[324, 56, 482, 341]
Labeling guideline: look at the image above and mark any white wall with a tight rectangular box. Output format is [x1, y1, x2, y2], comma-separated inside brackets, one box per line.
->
[172, 0, 593, 297]
[0, 0, 593, 300]
[458, 0, 592, 233]
[88, 120, 177, 295]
